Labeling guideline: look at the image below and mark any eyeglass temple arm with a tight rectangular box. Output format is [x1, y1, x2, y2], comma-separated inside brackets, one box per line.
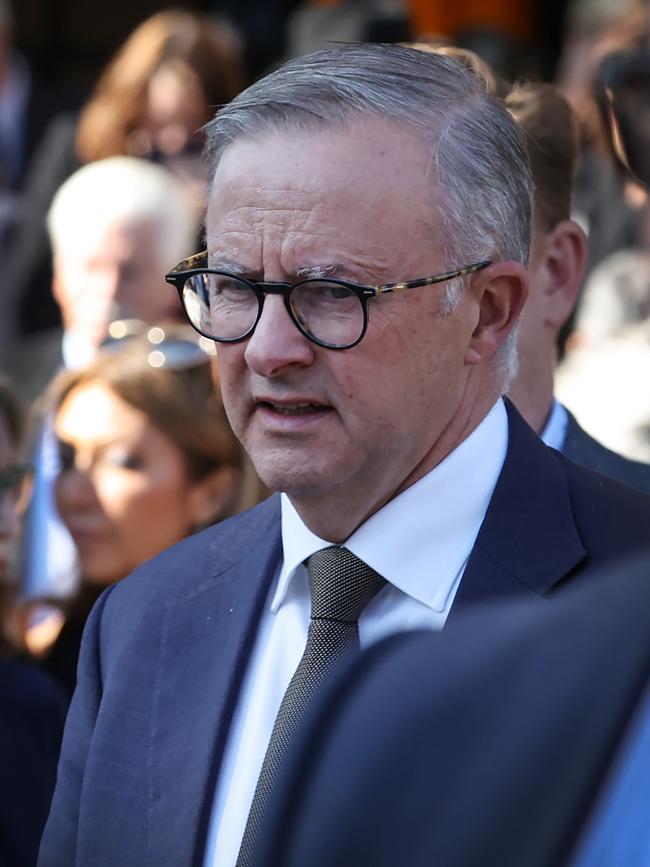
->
[373, 259, 492, 296]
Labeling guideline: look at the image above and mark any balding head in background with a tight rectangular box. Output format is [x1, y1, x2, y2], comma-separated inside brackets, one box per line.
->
[47, 156, 197, 362]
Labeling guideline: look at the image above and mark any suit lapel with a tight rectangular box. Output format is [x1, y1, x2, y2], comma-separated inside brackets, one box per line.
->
[451, 402, 586, 617]
[146, 496, 282, 867]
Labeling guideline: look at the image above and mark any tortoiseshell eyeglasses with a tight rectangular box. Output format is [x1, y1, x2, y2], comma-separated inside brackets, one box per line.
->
[165, 252, 491, 350]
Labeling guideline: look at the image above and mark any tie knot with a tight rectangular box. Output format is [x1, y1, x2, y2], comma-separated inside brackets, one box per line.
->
[306, 546, 386, 623]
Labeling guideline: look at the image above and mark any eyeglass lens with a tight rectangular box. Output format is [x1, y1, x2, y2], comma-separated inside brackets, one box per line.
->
[181, 273, 365, 347]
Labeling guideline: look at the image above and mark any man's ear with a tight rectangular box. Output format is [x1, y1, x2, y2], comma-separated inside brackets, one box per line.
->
[532, 219, 587, 330]
[464, 261, 528, 365]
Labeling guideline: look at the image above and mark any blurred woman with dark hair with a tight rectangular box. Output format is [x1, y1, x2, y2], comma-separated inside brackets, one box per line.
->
[75, 9, 245, 167]
[34, 321, 264, 696]
[5, 8, 246, 343]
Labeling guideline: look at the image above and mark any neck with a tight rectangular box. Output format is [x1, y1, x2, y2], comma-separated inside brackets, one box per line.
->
[508, 354, 555, 435]
[289, 386, 501, 541]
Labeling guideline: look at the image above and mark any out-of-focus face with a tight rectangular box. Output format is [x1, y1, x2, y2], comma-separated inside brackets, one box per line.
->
[53, 218, 181, 350]
[207, 119, 502, 535]
[54, 380, 211, 585]
[142, 63, 208, 157]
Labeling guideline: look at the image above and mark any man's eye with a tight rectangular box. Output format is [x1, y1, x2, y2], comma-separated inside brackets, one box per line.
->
[210, 277, 255, 305]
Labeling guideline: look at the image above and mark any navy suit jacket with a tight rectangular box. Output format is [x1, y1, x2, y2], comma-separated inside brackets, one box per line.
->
[39, 403, 650, 867]
[561, 406, 650, 495]
[253, 555, 650, 867]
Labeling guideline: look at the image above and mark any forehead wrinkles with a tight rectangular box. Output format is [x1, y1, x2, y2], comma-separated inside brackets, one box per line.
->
[209, 208, 409, 281]
[208, 183, 317, 244]
[208, 143, 441, 274]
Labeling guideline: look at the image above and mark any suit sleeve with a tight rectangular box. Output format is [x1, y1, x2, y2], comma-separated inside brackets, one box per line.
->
[37, 586, 115, 867]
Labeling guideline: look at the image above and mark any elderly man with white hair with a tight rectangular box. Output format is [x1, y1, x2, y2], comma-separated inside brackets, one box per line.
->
[47, 155, 196, 372]
[17, 155, 197, 599]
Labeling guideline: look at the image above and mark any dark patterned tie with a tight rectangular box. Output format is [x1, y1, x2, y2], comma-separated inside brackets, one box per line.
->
[235, 546, 386, 867]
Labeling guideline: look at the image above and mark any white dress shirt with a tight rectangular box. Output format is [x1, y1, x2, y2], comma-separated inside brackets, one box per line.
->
[540, 398, 569, 451]
[203, 399, 509, 867]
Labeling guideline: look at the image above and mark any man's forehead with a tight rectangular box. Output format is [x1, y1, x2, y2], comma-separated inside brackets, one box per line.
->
[207, 121, 439, 244]
[211, 116, 434, 189]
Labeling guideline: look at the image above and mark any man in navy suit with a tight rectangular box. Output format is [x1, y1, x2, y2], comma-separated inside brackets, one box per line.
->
[39, 44, 650, 867]
[503, 81, 650, 492]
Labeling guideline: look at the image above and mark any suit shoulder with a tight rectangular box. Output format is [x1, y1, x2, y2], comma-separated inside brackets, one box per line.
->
[556, 450, 650, 546]
[105, 494, 281, 612]
[562, 413, 650, 494]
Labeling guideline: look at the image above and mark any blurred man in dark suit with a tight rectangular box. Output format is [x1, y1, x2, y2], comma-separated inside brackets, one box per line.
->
[505, 81, 650, 491]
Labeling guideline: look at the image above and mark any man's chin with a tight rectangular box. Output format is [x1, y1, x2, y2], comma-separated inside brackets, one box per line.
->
[251, 456, 339, 502]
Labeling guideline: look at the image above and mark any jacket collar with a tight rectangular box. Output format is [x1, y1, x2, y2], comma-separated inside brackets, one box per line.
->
[146, 495, 282, 867]
[450, 400, 586, 616]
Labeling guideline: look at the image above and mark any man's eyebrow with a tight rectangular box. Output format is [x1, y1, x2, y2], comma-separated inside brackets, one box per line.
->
[206, 260, 361, 282]
[295, 264, 339, 279]
[206, 257, 250, 276]
[295, 263, 364, 281]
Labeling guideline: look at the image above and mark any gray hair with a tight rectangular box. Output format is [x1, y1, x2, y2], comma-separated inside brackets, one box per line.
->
[205, 43, 532, 384]
[47, 157, 197, 270]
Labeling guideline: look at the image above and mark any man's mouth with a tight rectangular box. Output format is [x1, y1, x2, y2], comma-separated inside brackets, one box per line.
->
[256, 399, 331, 416]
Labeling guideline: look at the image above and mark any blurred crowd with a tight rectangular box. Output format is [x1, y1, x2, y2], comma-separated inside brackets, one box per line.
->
[1, 0, 650, 865]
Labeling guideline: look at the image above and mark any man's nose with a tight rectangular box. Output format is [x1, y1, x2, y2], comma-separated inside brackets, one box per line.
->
[244, 294, 315, 377]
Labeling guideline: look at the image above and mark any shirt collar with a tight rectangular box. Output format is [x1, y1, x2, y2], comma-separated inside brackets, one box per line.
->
[274, 399, 508, 615]
[540, 398, 569, 451]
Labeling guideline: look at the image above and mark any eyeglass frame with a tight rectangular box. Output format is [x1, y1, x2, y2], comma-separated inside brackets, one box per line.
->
[165, 251, 492, 350]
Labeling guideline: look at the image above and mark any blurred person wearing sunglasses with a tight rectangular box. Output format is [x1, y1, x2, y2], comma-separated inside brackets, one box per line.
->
[39, 45, 650, 867]
[555, 35, 650, 464]
[29, 322, 253, 698]
[0, 374, 67, 867]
